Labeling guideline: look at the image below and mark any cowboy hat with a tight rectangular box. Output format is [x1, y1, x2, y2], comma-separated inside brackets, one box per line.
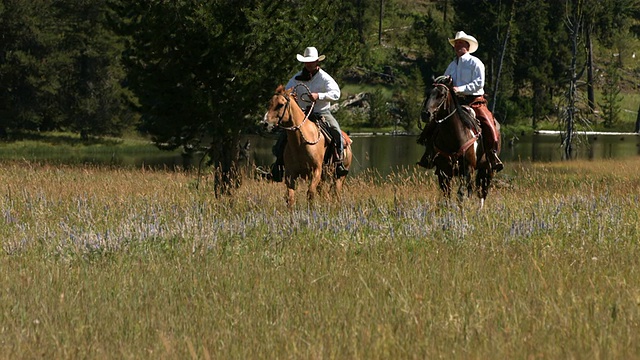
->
[296, 47, 326, 63]
[448, 31, 478, 54]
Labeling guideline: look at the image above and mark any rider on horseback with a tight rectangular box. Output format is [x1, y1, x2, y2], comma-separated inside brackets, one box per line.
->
[417, 31, 504, 172]
[270, 46, 348, 181]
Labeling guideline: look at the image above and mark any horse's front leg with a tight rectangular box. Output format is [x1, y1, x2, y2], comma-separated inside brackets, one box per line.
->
[334, 176, 344, 197]
[475, 168, 492, 210]
[463, 168, 474, 199]
[285, 176, 297, 209]
[458, 168, 473, 202]
[456, 173, 472, 201]
[307, 167, 323, 203]
[436, 169, 452, 198]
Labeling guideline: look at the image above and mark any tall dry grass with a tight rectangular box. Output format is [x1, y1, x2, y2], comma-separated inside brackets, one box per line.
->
[1, 159, 639, 359]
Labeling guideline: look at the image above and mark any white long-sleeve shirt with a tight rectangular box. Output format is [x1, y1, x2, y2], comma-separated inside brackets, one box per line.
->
[285, 68, 341, 112]
[444, 53, 485, 96]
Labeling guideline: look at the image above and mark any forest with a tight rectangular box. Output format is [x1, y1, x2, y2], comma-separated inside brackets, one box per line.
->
[0, 0, 638, 180]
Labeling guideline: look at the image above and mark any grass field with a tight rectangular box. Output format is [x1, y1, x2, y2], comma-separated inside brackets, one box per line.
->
[1, 158, 640, 359]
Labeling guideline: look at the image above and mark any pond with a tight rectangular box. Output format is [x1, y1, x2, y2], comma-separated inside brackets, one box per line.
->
[3, 132, 638, 176]
[248, 132, 640, 177]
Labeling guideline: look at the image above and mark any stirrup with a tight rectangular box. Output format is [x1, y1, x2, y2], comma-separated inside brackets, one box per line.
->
[336, 163, 349, 177]
[491, 160, 504, 173]
[489, 152, 504, 173]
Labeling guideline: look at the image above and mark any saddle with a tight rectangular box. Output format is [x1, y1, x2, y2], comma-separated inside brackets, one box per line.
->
[308, 112, 352, 163]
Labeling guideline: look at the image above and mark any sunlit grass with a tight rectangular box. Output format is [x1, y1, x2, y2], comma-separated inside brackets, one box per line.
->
[1, 158, 640, 358]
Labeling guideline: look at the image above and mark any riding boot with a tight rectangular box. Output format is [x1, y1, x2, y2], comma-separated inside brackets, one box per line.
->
[417, 146, 435, 169]
[477, 113, 504, 173]
[333, 132, 349, 177]
[336, 161, 349, 177]
[488, 149, 504, 173]
[483, 137, 503, 173]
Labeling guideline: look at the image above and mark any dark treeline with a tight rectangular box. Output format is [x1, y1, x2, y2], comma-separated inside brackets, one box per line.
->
[0, 0, 637, 189]
[0, 0, 132, 139]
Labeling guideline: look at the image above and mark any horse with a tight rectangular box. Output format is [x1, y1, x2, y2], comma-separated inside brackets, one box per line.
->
[262, 84, 352, 208]
[422, 75, 497, 207]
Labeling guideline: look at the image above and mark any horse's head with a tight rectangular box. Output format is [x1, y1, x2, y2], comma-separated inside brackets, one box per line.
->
[262, 85, 292, 132]
[424, 75, 453, 117]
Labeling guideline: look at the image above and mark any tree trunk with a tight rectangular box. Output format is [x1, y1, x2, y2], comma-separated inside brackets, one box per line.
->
[635, 103, 640, 133]
[565, 1, 581, 160]
[378, 0, 383, 45]
[587, 28, 595, 112]
[443, 0, 448, 22]
[207, 134, 242, 196]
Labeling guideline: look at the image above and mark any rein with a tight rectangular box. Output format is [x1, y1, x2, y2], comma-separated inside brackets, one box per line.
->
[275, 92, 321, 145]
[435, 108, 458, 124]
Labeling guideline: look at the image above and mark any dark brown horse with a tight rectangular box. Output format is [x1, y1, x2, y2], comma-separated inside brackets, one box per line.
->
[422, 75, 498, 207]
[262, 85, 352, 208]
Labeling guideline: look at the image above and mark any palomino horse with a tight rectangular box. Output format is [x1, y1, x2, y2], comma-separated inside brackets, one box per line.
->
[262, 85, 352, 208]
[422, 75, 498, 207]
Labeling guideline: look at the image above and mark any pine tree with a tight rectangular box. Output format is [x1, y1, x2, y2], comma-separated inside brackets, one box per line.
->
[54, 0, 132, 138]
[0, 0, 131, 137]
[598, 61, 622, 129]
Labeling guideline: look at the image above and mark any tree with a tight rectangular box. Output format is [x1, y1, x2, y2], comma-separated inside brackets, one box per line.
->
[112, 0, 362, 194]
[411, 11, 452, 87]
[513, 0, 557, 126]
[599, 61, 622, 129]
[54, 0, 132, 138]
[491, 1, 517, 116]
[0, 0, 131, 138]
[562, 0, 583, 159]
[449, 0, 522, 123]
[0, 1, 63, 135]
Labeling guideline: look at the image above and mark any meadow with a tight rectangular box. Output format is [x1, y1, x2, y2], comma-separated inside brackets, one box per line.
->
[1, 158, 639, 359]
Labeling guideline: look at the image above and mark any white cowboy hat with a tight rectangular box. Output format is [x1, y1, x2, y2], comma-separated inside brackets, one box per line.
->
[296, 47, 326, 63]
[448, 31, 479, 54]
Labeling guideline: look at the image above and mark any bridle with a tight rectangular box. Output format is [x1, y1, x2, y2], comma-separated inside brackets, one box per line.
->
[431, 83, 458, 124]
[271, 89, 320, 145]
[272, 91, 293, 127]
